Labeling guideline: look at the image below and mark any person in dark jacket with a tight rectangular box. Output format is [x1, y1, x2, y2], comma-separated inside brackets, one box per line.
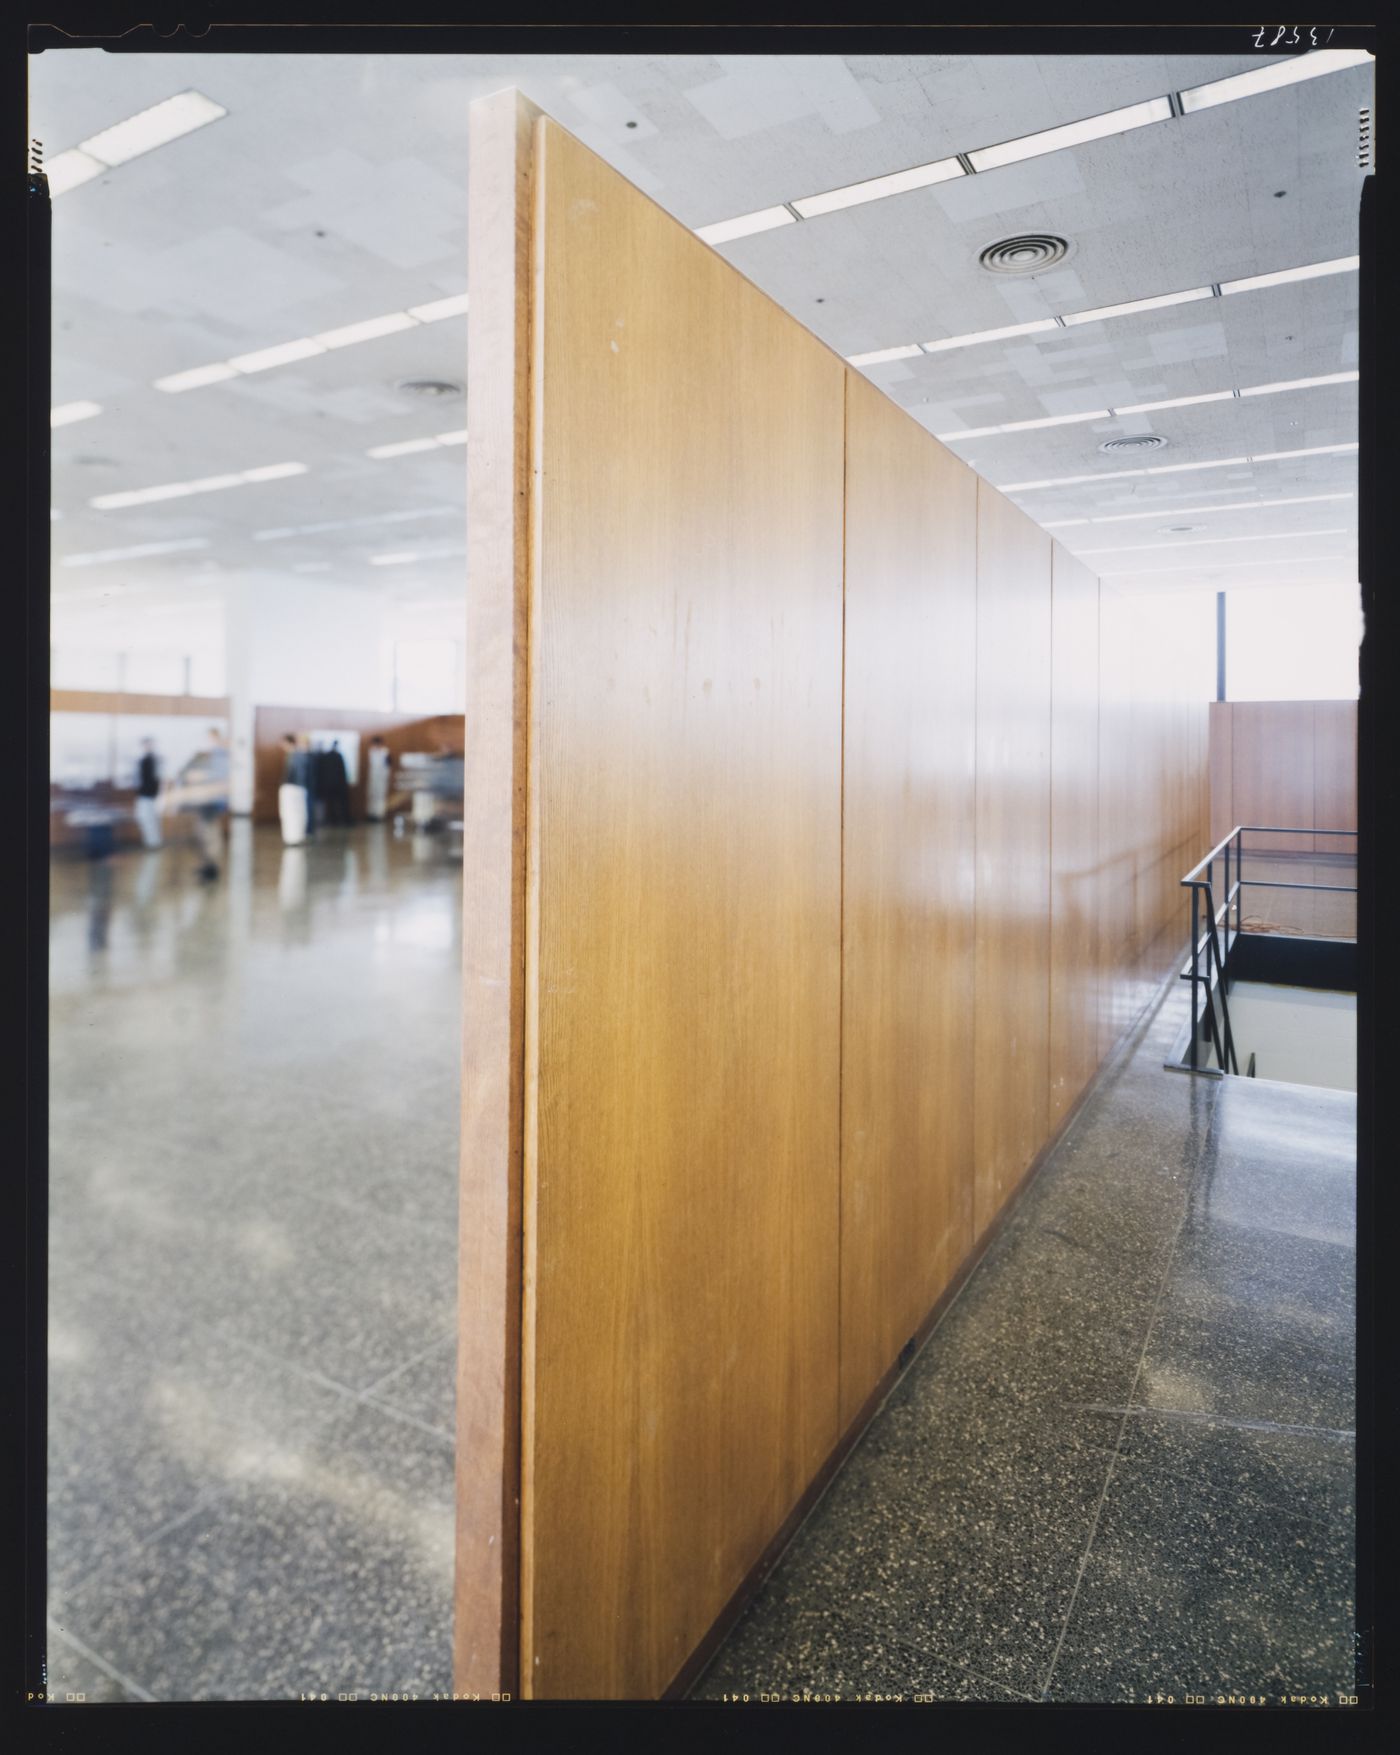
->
[320, 740, 351, 827]
[280, 732, 315, 843]
[134, 737, 162, 849]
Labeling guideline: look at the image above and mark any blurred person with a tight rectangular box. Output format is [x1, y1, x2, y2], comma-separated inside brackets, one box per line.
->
[278, 732, 312, 846]
[321, 739, 351, 827]
[167, 725, 230, 882]
[365, 734, 391, 822]
[87, 857, 113, 951]
[299, 733, 320, 836]
[134, 737, 163, 849]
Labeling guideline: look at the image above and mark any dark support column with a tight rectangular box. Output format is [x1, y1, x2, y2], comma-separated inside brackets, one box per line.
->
[1216, 591, 1226, 704]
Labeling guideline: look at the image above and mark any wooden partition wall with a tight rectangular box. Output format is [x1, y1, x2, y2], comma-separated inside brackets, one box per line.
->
[455, 91, 1210, 1701]
[1209, 700, 1358, 850]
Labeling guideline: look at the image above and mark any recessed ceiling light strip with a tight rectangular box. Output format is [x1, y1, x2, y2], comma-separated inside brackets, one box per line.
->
[935, 371, 1357, 442]
[51, 401, 103, 427]
[1000, 442, 1357, 492]
[89, 460, 307, 510]
[61, 538, 211, 568]
[1078, 526, 1349, 555]
[1099, 555, 1357, 579]
[1054, 491, 1353, 527]
[152, 293, 469, 394]
[848, 255, 1358, 367]
[1177, 49, 1371, 114]
[46, 90, 227, 198]
[365, 430, 469, 460]
[695, 51, 1370, 243]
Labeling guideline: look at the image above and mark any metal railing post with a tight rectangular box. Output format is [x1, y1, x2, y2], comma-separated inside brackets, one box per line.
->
[1189, 883, 1200, 1070]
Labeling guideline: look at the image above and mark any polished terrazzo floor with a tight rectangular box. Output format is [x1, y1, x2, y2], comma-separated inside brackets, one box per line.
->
[691, 980, 1356, 1704]
[47, 823, 463, 1703]
[46, 825, 1356, 1704]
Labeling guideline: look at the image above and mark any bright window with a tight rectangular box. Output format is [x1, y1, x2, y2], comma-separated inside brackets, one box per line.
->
[1226, 584, 1362, 701]
[393, 638, 458, 713]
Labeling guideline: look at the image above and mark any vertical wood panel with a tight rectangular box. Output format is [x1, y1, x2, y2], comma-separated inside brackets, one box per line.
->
[1209, 702, 1234, 848]
[523, 119, 844, 1700]
[1097, 586, 1134, 1059]
[1313, 701, 1358, 832]
[974, 486, 1052, 1239]
[1231, 701, 1316, 854]
[453, 86, 538, 1699]
[840, 371, 977, 1429]
[1049, 545, 1100, 1127]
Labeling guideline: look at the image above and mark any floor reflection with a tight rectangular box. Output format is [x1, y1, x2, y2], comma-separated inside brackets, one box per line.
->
[47, 820, 463, 1702]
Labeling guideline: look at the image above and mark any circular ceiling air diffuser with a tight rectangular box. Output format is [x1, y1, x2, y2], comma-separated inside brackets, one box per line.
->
[978, 234, 1071, 275]
[397, 378, 463, 400]
[1099, 434, 1169, 454]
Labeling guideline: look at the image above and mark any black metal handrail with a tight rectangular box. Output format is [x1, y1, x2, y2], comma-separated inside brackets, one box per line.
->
[1178, 824, 1356, 1075]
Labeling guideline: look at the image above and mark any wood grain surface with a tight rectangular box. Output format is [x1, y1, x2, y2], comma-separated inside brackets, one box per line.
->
[456, 91, 1222, 1703]
[1049, 544, 1100, 1128]
[453, 86, 538, 1699]
[1096, 586, 1137, 1060]
[972, 484, 1052, 1241]
[520, 117, 845, 1700]
[1231, 701, 1316, 854]
[1311, 701, 1358, 834]
[1209, 700, 1234, 850]
[839, 369, 977, 1430]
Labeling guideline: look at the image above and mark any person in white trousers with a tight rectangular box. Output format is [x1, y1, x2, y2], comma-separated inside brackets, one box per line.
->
[133, 738, 163, 849]
[366, 734, 391, 822]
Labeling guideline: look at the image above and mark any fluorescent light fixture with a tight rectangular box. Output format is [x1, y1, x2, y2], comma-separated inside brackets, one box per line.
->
[1090, 492, 1352, 524]
[935, 408, 1110, 442]
[968, 96, 1172, 172]
[90, 461, 307, 510]
[1145, 457, 1252, 475]
[1062, 287, 1213, 326]
[51, 401, 102, 427]
[1178, 49, 1373, 114]
[1113, 391, 1236, 415]
[1000, 446, 1354, 494]
[229, 337, 327, 374]
[1043, 519, 1090, 528]
[315, 312, 417, 350]
[154, 362, 240, 393]
[1240, 371, 1359, 396]
[1100, 554, 1356, 578]
[1079, 527, 1348, 555]
[791, 156, 963, 219]
[1219, 254, 1359, 295]
[62, 538, 210, 568]
[940, 424, 1004, 441]
[922, 319, 1059, 352]
[407, 293, 470, 322]
[254, 507, 460, 542]
[241, 462, 308, 483]
[694, 205, 796, 246]
[369, 552, 420, 566]
[367, 438, 440, 459]
[79, 90, 227, 168]
[366, 430, 468, 459]
[1001, 409, 1110, 433]
[1252, 442, 1357, 462]
[45, 149, 105, 196]
[847, 344, 925, 367]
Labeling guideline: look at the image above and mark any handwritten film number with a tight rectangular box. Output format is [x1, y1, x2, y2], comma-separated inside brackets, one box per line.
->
[1253, 27, 1336, 47]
